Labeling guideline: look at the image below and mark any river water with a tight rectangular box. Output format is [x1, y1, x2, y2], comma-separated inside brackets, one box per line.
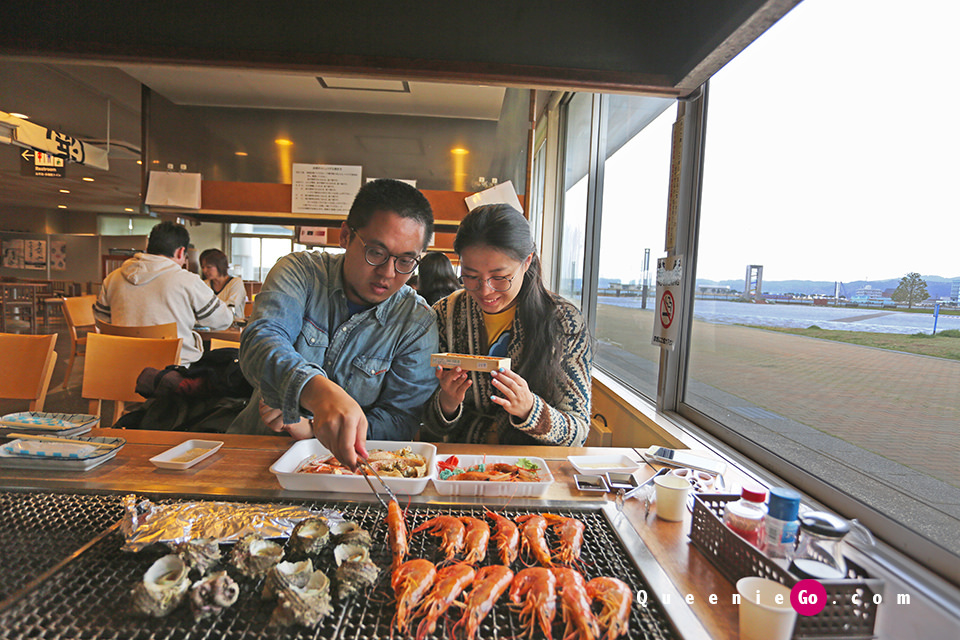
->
[599, 296, 960, 335]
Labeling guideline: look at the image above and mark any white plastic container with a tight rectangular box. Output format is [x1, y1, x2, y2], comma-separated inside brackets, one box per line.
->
[432, 454, 554, 497]
[270, 439, 436, 495]
[150, 439, 223, 470]
[567, 454, 641, 475]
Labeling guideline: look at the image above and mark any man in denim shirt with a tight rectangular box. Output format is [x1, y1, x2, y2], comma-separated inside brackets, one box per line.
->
[230, 179, 439, 468]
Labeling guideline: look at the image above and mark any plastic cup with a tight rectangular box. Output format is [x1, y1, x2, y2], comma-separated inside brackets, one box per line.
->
[736, 577, 797, 640]
[653, 474, 691, 521]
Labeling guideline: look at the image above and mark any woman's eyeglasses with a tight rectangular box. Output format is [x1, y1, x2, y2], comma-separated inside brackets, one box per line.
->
[459, 267, 522, 292]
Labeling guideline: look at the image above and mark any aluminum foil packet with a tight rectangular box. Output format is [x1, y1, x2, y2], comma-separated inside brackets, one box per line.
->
[120, 494, 345, 551]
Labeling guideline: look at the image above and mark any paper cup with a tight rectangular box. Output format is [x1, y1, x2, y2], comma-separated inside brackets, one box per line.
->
[653, 474, 691, 521]
[736, 577, 797, 640]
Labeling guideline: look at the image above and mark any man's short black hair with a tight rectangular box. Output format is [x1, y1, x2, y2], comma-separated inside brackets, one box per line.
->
[346, 179, 434, 250]
[146, 221, 191, 258]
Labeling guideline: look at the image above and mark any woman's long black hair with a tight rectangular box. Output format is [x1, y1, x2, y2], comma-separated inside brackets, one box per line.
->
[418, 251, 461, 305]
[454, 204, 565, 406]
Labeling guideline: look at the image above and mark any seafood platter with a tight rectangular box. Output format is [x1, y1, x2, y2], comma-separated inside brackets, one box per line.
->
[432, 454, 555, 497]
[0, 490, 703, 640]
[269, 440, 436, 494]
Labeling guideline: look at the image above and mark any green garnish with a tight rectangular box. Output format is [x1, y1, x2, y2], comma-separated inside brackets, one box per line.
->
[517, 457, 540, 470]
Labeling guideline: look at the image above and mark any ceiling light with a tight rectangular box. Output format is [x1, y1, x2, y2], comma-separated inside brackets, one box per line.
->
[136, 160, 142, 165]
[59, 189, 70, 194]
[9, 112, 29, 120]
[124, 207, 134, 212]
[235, 151, 248, 156]
[152, 160, 160, 164]
[82, 177, 94, 182]
[450, 147, 469, 155]
[275, 139, 293, 146]
[57, 205, 67, 209]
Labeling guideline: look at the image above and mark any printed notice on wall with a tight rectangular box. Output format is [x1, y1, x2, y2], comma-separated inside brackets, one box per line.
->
[652, 255, 682, 350]
[292, 164, 362, 215]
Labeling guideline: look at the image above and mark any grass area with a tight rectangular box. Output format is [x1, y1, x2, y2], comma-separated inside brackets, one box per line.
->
[744, 325, 960, 360]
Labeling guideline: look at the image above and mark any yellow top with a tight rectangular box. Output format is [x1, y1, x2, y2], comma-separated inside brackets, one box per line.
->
[483, 306, 516, 357]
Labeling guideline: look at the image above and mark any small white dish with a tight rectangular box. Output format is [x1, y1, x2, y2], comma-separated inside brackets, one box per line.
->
[150, 439, 223, 470]
[567, 454, 642, 475]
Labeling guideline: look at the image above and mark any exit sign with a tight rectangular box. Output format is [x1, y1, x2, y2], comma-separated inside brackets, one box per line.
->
[20, 149, 66, 178]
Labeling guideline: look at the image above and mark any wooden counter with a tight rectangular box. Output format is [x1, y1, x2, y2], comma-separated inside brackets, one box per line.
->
[0, 430, 739, 639]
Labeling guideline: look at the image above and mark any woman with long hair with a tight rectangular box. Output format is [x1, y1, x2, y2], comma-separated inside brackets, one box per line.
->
[417, 251, 461, 305]
[423, 204, 592, 446]
[200, 248, 247, 319]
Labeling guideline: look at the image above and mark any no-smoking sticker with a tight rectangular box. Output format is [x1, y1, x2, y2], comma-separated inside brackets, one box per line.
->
[660, 290, 675, 328]
[652, 255, 681, 350]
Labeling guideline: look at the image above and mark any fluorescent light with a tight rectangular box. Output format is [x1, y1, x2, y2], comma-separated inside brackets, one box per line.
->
[124, 207, 134, 212]
[59, 189, 70, 194]
[235, 151, 248, 156]
[82, 177, 94, 182]
[9, 112, 29, 120]
[58, 204, 67, 209]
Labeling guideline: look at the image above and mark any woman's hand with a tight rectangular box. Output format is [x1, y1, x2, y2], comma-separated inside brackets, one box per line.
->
[489, 368, 534, 420]
[258, 399, 313, 440]
[436, 366, 472, 418]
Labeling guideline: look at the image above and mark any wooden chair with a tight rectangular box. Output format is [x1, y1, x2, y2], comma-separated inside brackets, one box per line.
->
[1, 283, 40, 334]
[0, 333, 57, 411]
[61, 295, 98, 390]
[243, 301, 254, 317]
[82, 333, 183, 427]
[95, 318, 178, 339]
[210, 338, 241, 350]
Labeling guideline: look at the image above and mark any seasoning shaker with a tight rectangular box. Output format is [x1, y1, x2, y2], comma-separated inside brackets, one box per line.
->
[764, 487, 802, 561]
[789, 511, 850, 580]
[722, 485, 767, 549]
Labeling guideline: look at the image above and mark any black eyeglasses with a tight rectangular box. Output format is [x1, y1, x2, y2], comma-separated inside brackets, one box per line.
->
[349, 226, 421, 274]
[459, 265, 523, 292]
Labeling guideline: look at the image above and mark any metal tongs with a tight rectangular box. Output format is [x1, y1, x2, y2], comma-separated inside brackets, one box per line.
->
[357, 457, 398, 510]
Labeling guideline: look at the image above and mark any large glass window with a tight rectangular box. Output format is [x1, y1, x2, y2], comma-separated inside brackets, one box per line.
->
[556, 93, 593, 307]
[685, 0, 960, 564]
[595, 96, 674, 400]
[229, 224, 306, 281]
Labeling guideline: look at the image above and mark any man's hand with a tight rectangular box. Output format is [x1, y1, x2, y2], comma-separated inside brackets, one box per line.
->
[300, 375, 369, 470]
[436, 365, 472, 418]
[258, 399, 313, 440]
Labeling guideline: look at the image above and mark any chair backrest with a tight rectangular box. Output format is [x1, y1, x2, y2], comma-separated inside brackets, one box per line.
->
[62, 295, 97, 334]
[83, 333, 182, 405]
[0, 333, 57, 411]
[210, 338, 241, 350]
[95, 318, 178, 339]
[243, 301, 254, 317]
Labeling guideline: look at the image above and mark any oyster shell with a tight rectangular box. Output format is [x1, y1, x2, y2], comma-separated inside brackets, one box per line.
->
[172, 537, 221, 574]
[269, 569, 333, 627]
[330, 520, 372, 548]
[333, 543, 379, 600]
[229, 534, 284, 578]
[291, 517, 330, 556]
[188, 570, 239, 621]
[131, 554, 191, 617]
[263, 559, 313, 600]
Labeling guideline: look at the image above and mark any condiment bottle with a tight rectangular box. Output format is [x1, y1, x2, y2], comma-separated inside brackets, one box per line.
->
[764, 487, 801, 561]
[723, 485, 767, 549]
[789, 511, 850, 580]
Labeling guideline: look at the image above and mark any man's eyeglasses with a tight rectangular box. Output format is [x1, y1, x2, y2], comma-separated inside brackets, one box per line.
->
[349, 226, 420, 274]
[459, 268, 522, 292]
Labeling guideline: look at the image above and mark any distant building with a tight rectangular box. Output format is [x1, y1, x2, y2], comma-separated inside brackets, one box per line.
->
[951, 281, 960, 303]
[851, 285, 885, 305]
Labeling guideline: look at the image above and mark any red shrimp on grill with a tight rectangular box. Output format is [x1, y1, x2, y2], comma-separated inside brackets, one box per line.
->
[451, 564, 514, 640]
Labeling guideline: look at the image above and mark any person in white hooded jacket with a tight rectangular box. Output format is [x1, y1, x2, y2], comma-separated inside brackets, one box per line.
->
[94, 221, 234, 365]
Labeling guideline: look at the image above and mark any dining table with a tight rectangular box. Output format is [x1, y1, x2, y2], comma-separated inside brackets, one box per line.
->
[0, 429, 744, 639]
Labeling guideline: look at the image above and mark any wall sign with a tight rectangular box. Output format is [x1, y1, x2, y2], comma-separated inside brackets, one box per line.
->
[298, 226, 329, 245]
[292, 164, 362, 215]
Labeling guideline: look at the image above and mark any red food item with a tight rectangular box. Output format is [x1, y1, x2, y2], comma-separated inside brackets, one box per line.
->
[438, 455, 460, 472]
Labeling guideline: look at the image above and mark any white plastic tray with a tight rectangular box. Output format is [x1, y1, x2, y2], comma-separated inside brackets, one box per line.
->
[270, 439, 436, 495]
[432, 454, 554, 497]
[150, 439, 224, 470]
[567, 454, 642, 475]
[0, 436, 124, 472]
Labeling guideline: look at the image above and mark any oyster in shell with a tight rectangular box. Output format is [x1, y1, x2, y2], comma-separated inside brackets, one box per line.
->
[229, 534, 284, 578]
[291, 517, 330, 556]
[269, 569, 333, 627]
[188, 570, 239, 621]
[172, 537, 221, 574]
[333, 543, 379, 600]
[131, 554, 191, 617]
[263, 559, 313, 600]
[330, 520, 372, 548]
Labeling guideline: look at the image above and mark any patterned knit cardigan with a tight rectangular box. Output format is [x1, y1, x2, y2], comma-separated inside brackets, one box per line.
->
[422, 290, 592, 446]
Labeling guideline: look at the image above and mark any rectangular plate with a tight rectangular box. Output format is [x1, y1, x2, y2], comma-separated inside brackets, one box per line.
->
[0, 412, 99, 437]
[606, 471, 640, 491]
[432, 454, 554, 497]
[270, 439, 436, 495]
[575, 474, 610, 492]
[149, 439, 224, 470]
[0, 436, 123, 471]
[567, 454, 642, 475]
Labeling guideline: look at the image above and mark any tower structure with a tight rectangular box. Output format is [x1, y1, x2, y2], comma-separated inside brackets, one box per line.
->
[744, 265, 763, 302]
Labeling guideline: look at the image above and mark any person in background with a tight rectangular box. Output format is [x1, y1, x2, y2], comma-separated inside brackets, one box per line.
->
[94, 221, 234, 365]
[230, 179, 439, 469]
[423, 204, 592, 446]
[200, 248, 247, 319]
[417, 251, 461, 306]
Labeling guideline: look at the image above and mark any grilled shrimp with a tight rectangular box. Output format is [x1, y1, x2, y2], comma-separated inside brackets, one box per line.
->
[515, 514, 552, 566]
[509, 567, 557, 640]
[412, 515, 466, 563]
[552, 568, 599, 640]
[414, 563, 476, 640]
[542, 514, 585, 566]
[586, 577, 632, 640]
[451, 565, 514, 640]
[392, 559, 436, 634]
[387, 499, 408, 570]
[459, 516, 491, 565]
[486, 509, 520, 565]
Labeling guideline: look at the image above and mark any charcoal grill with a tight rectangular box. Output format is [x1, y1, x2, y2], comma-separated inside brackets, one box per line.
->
[0, 490, 709, 639]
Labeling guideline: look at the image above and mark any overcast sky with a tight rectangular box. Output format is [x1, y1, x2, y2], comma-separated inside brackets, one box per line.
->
[597, 0, 959, 285]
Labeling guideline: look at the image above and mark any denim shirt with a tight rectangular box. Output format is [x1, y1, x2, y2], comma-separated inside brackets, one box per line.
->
[229, 251, 439, 438]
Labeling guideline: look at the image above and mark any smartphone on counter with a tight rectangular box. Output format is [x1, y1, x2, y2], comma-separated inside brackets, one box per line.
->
[645, 446, 727, 476]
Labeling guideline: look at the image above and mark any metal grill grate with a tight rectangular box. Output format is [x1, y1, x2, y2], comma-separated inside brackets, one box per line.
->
[0, 493, 684, 640]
